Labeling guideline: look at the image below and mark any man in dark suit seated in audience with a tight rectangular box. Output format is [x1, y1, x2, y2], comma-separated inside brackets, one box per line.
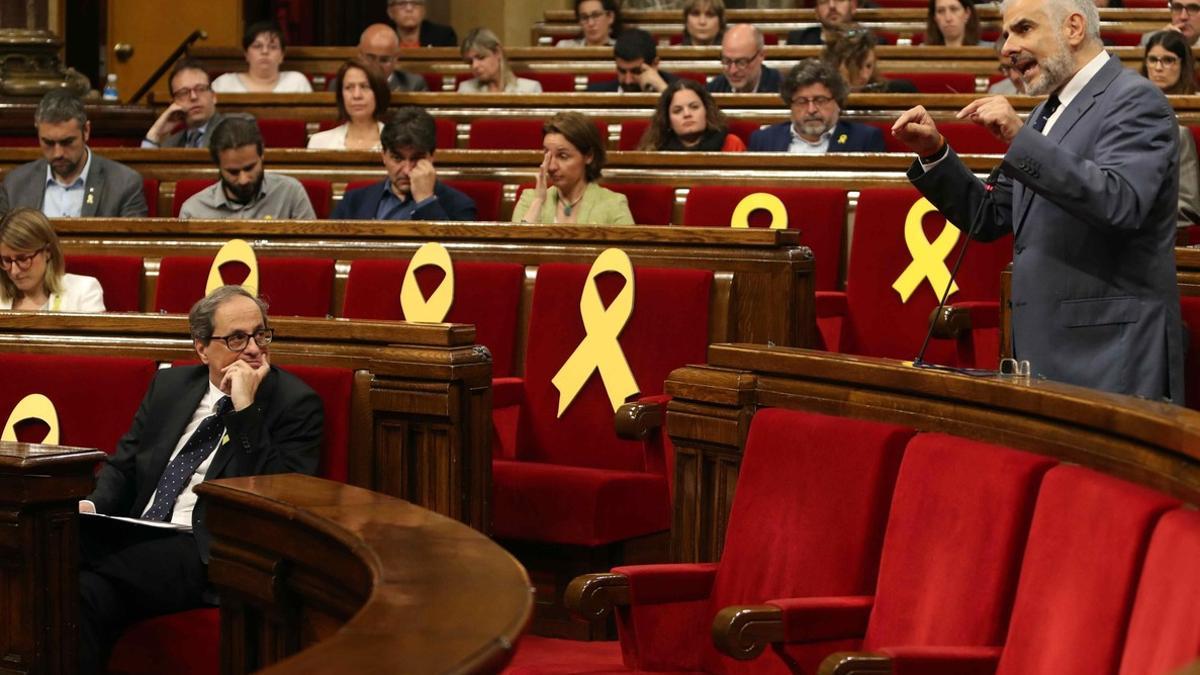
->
[142, 58, 226, 149]
[749, 59, 885, 153]
[354, 23, 429, 92]
[707, 24, 782, 93]
[586, 28, 678, 93]
[388, 0, 457, 47]
[333, 107, 476, 221]
[1, 89, 147, 217]
[789, 0, 861, 45]
[77, 285, 324, 674]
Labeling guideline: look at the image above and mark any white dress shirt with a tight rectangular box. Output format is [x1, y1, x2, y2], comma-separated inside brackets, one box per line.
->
[42, 148, 92, 217]
[141, 380, 229, 528]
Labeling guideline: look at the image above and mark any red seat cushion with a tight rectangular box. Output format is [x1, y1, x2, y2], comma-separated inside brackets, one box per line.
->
[469, 119, 545, 150]
[442, 179, 503, 222]
[298, 178, 332, 219]
[172, 179, 214, 218]
[107, 607, 219, 675]
[142, 178, 159, 218]
[283, 365, 353, 483]
[341, 259, 525, 377]
[492, 459, 670, 545]
[436, 117, 457, 149]
[619, 120, 650, 151]
[0, 353, 157, 453]
[155, 256, 334, 317]
[64, 254, 144, 312]
[683, 186, 847, 291]
[603, 182, 674, 225]
[257, 118, 307, 148]
[889, 72, 977, 94]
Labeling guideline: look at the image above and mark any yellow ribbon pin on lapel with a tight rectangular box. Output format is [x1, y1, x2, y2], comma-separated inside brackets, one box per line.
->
[2, 393, 60, 445]
[400, 242, 455, 323]
[730, 193, 788, 230]
[205, 239, 260, 296]
[551, 248, 640, 417]
[892, 198, 961, 303]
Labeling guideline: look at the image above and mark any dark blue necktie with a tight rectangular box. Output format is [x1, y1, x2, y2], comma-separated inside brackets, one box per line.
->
[143, 396, 233, 522]
[1030, 94, 1062, 134]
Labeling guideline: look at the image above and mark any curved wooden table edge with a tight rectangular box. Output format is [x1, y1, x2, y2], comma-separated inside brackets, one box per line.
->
[196, 474, 533, 674]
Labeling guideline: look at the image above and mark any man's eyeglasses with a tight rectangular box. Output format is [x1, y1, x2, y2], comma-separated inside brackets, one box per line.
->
[791, 95, 835, 108]
[578, 10, 610, 23]
[210, 328, 274, 352]
[0, 248, 45, 270]
[389, 0, 425, 7]
[720, 51, 762, 69]
[1147, 55, 1181, 67]
[1170, 2, 1200, 15]
[172, 83, 212, 101]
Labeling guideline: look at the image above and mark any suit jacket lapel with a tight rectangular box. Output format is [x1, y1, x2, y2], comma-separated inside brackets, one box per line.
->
[81, 155, 102, 217]
[144, 368, 209, 499]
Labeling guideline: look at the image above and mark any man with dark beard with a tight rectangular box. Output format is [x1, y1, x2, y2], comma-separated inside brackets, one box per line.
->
[748, 59, 884, 153]
[179, 115, 315, 220]
[893, 0, 1184, 403]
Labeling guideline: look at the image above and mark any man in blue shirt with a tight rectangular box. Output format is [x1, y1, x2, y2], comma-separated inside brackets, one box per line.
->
[333, 107, 476, 221]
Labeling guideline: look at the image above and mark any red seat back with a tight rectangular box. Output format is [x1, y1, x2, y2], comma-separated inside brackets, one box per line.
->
[841, 188, 1011, 364]
[283, 365, 354, 483]
[0, 353, 157, 453]
[257, 118, 307, 148]
[442, 179, 503, 222]
[172, 179, 214, 217]
[341, 258, 526, 377]
[436, 117, 457, 150]
[683, 185, 848, 291]
[518, 71, 576, 92]
[866, 120, 1010, 154]
[603, 182, 675, 225]
[469, 119, 545, 150]
[519, 263, 712, 472]
[298, 178, 332, 219]
[996, 466, 1178, 675]
[863, 434, 1055, 649]
[888, 72, 977, 94]
[155, 256, 335, 317]
[142, 178, 159, 217]
[619, 119, 650, 151]
[64, 254, 144, 312]
[1101, 31, 1144, 46]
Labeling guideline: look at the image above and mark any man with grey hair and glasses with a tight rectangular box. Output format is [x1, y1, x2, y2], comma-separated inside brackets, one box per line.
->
[893, 0, 1184, 403]
[388, 0, 457, 47]
[77, 284, 323, 674]
[0, 89, 147, 217]
[708, 24, 782, 93]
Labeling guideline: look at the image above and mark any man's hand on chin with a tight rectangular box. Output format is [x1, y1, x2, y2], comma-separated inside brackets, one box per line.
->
[220, 353, 271, 411]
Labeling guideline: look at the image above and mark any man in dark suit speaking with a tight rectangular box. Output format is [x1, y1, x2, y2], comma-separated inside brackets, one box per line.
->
[749, 59, 885, 153]
[77, 286, 324, 673]
[0, 89, 147, 218]
[893, 0, 1184, 402]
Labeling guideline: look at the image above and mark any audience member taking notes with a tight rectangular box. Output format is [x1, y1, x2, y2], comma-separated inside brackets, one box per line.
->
[0, 208, 104, 312]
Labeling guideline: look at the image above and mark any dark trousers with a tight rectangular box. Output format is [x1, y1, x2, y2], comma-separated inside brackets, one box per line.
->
[78, 517, 208, 675]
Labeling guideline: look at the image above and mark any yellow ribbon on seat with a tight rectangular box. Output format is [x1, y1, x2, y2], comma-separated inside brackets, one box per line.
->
[2, 393, 60, 445]
[730, 192, 788, 230]
[205, 239, 260, 296]
[891, 197, 960, 303]
[400, 242, 455, 323]
[551, 248, 640, 417]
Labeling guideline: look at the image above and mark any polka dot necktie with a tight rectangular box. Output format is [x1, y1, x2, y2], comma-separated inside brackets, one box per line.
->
[143, 396, 233, 522]
[1030, 94, 1061, 135]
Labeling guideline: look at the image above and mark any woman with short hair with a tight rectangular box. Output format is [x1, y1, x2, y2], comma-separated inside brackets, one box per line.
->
[211, 21, 312, 93]
[0, 208, 104, 312]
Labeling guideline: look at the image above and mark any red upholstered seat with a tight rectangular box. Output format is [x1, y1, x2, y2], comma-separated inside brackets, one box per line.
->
[682, 186, 847, 291]
[107, 607, 219, 675]
[469, 118, 607, 150]
[727, 121, 760, 146]
[491, 263, 713, 547]
[888, 72, 977, 94]
[64, 255, 144, 312]
[155, 255, 335, 317]
[1102, 31, 1144, 47]
[507, 408, 912, 674]
[257, 118, 307, 148]
[1118, 509, 1200, 675]
[298, 178, 332, 219]
[819, 187, 1011, 368]
[866, 121, 1008, 154]
[520, 71, 576, 92]
[172, 179, 213, 217]
[142, 178, 159, 217]
[0, 353, 157, 453]
[422, 72, 444, 91]
[1182, 296, 1200, 410]
[436, 117, 457, 149]
[341, 258, 525, 377]
[618, 120, 650, 151]
[603, 183, 674, 225]
[283, 365, 354, 483]
[443, 179, 503, 221]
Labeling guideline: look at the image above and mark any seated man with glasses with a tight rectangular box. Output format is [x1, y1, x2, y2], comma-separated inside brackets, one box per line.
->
[143, 58, 225, 149]
[332, 107, 476, 221]
[988, 39, 1027, 94]
[388, 0, 457, 48]
[1, 89, 147, 218]
[749, 58, 884, 153]
[788, 0, 872, 46]
[77, 284, 324, 674]
[586, 28, 677, 93]
[1140, 2, 1200, 46]
[354, 23, 428, 92]
[708, 24, 781, 93]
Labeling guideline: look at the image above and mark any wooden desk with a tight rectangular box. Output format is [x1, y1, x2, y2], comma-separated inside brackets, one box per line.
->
[0, 442, 107, 675]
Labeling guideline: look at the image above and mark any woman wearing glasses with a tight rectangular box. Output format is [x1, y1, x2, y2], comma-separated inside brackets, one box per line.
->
[1141, 30, 1200, 229]
[558, 0, 622, 47]
[638, 79, 746, 151]
[0, 208, 104, 312]
[211, 22, 312, 94]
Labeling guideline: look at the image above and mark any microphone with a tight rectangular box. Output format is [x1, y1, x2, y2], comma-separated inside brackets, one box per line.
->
[912, 163, 1002, 370]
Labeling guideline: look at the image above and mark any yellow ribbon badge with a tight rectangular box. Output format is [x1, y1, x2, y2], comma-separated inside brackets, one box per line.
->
[891, 198, 960, 303]
[205, 239, 260, 296]
[400, 242, 455, 323]
[551, 248, 640, 417]
[730, 193, 788, 230]
[2, 393, 60, 445]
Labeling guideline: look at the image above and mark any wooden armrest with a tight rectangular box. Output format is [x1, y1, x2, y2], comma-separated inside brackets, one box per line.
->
[564, 572, 631, 620]
[817, 652, 893, 675]
[614, 398, 666, 440]
[711, 604, 786, 661]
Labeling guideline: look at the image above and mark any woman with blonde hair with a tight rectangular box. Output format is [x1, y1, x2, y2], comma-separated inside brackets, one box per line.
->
[458, 28, 543, 93]
[0, 208, 104, 312]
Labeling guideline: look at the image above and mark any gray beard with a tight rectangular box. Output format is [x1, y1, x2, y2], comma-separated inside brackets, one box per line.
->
[1023, 38, 1075, 96]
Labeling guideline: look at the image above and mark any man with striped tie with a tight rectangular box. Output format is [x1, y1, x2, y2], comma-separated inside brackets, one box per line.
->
[142, 58, 226, 149]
